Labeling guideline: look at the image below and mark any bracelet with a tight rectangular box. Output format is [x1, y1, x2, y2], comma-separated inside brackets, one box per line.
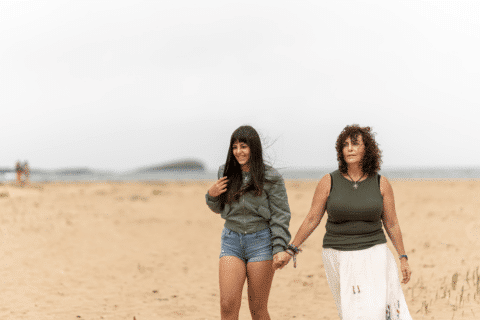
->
[286, 244, 301, 268]
[287, 244, 301, 254]
[285, 249, 295, 256]
[399, 254, 408, 260]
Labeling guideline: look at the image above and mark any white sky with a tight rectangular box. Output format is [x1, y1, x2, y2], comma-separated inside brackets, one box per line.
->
[1, 1, 479, 172]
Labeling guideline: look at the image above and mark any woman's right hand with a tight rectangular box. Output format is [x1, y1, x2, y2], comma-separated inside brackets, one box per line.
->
[208, 177, 229, 197]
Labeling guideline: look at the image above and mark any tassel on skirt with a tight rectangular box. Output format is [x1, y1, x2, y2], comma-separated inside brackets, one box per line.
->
[322, 243, 413, 320]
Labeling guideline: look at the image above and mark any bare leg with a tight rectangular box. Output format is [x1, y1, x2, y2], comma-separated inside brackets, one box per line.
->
[246, 260, 275, 320]
[219, 256, 247, 320]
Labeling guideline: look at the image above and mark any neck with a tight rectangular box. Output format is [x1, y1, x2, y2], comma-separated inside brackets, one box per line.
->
[347, 165, 363, 178]
[241, 164, 250, 172]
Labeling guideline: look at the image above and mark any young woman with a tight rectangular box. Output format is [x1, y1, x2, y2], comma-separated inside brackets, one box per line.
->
[206, 125, 291, 320]
[277, 124, 413, 319]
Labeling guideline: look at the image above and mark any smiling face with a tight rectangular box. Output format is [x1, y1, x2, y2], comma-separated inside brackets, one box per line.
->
[342, 135, 365, 166]
[232, 140, 251, 171]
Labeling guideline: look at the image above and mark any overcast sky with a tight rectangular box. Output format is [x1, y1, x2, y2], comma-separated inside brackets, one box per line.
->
[1, 1, 479, 172]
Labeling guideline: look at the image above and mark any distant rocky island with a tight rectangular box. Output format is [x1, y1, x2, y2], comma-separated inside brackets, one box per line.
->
[134, 159, 205, 174]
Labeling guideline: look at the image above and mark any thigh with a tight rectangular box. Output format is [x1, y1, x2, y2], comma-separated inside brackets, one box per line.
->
[322, 249, 343, 319]
[246, 260, 274, 308]
[339, 246, 388, 319]
[219, 256, 247, 305]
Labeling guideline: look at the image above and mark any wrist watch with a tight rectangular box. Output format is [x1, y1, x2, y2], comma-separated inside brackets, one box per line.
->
[399, 254, 408, 260]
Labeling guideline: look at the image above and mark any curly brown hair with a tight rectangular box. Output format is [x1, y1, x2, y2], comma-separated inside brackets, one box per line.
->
[335, 124, 382, 176]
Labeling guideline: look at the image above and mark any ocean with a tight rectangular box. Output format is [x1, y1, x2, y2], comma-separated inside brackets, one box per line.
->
[4, 167, 480, 182]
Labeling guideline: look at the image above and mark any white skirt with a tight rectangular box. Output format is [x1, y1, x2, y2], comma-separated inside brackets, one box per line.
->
[322, 244, 413, 320]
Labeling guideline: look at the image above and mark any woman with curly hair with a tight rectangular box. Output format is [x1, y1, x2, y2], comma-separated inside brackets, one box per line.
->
[277, 124, 413, 319]
[206, 125, 291, 320]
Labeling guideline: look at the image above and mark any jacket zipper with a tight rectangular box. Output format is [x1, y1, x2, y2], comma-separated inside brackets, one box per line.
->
[243, 196, 247, 233]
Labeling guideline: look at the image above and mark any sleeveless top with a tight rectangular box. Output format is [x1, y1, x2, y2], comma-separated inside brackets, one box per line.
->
[323, 170, 387, 251]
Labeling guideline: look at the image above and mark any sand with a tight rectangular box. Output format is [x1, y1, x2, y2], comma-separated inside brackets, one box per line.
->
[1, 179, 479, 320]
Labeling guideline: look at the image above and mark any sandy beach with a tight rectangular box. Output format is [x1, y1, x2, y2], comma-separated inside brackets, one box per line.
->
[1, 179, 479, 320]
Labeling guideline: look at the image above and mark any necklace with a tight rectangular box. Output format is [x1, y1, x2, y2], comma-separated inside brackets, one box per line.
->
[346, 172, 366, 189]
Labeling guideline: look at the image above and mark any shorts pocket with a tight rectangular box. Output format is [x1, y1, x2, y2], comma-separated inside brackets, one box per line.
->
[221, 228, 232, 240]
[255, 228, 271, 240]
[221, 228, 230, 239]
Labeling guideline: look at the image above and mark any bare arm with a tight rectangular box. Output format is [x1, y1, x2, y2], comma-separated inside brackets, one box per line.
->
[380, 176, 411, 283]
[380, 176, 406, 256]
[291, 174, 331, 248]
[274, 174, 330, 270]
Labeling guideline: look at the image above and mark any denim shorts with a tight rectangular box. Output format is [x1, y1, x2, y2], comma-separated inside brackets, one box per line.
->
[219, 227, 273, 263]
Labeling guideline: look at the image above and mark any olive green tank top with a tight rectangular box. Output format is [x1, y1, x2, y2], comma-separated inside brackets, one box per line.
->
[323, 170, 387, 251]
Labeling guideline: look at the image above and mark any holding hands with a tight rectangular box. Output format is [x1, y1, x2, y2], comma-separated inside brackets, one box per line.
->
[273, 252, 292, 270]
[208, 177, 229, 197]
[273, 245, 302, 270]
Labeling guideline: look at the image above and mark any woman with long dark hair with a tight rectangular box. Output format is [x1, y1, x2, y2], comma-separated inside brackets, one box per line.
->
[276, 124, 413, 319]
[206, 125, 291, 320]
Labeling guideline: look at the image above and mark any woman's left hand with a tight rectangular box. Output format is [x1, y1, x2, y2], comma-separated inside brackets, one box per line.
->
[400, 259, 411, 284]
[273, 252, 292, 270]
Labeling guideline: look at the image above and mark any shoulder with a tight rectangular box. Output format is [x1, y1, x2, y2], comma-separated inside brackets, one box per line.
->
[330, 169, 341, 177]
[264, 165, 283, 182]
[328, 169, 341, 182]
[317, 173, 332, 193]
[379, 175, 393, 196]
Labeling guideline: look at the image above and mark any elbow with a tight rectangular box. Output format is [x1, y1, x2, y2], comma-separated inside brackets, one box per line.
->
[212, 208, 222, 214]
[206, 204, 221, 214]
[384, 222, 398, 234]
[307, 215, 321, 228]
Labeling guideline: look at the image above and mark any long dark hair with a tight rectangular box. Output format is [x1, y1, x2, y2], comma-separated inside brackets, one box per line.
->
[220, 125, 265, 207]
[335, 124, 382, 176]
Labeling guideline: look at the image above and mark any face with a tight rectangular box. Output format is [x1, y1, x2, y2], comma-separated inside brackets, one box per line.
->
[342, 135, 365, 165]
[232, 140, 251, 170]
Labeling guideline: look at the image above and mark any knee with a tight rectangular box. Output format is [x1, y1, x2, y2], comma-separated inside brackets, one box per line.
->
[220, 297, 239, 316]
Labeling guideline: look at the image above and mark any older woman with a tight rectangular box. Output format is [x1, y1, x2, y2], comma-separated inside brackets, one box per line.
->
[276, 124, 412, 320]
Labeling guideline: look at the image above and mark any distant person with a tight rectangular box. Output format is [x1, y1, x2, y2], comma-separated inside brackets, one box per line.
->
[276, 124, 413, 319]
[205, 125, 292, 319]
[23, 161, 30, 184]
[15, 161, 23, 185]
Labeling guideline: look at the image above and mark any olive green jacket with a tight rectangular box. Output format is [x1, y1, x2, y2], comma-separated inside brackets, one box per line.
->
[205, 165, 291, 255]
